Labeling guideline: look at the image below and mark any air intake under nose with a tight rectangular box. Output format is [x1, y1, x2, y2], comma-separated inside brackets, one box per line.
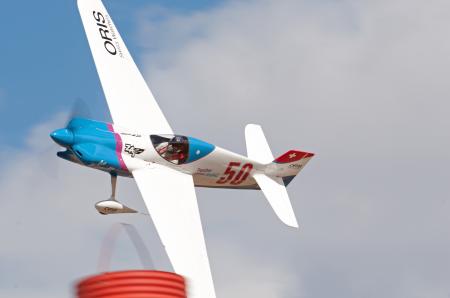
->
[50, 128, 74, 146]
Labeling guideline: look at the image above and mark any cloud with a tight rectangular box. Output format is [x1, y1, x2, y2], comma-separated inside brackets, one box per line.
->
[210, 241, 301, 298]
[135, 0, 450, 297]
[141, 0, 450, 157]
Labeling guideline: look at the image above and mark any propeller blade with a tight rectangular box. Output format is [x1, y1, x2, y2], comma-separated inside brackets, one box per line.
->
[65, 98, 92, 127]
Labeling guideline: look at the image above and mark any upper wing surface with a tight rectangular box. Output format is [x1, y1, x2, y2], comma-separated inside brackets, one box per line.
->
[77, 0, 172, 134]
[133, 165, 216, 298]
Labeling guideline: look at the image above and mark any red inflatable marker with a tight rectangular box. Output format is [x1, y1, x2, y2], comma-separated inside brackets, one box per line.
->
[76, 270, 187, 298]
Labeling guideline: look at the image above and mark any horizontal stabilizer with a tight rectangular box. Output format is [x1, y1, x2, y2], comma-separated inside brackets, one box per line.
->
[253, 173, 299, 228]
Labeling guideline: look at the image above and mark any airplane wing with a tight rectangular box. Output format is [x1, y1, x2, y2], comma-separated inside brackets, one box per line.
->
[133, 164, 216, 298]
[77, 0, 172, 134]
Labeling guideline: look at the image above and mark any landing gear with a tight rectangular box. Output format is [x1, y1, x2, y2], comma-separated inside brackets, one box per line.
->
[110, 172, 118, 201]
[95, 173, 138, 215]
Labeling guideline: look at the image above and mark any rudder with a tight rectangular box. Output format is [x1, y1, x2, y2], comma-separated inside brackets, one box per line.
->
[266, 150, 315, 186]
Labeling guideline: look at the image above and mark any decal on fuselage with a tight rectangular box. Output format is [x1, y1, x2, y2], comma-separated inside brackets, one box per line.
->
[121, 132, 142, 137]
[289, 164, 302, 169]
[195, 168, 219, 178]
[124, 143, 145, 158]
[216, 162, 253, 185]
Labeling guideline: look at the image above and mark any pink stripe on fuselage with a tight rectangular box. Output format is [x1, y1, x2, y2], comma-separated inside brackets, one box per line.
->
[107, 123, 128, 171]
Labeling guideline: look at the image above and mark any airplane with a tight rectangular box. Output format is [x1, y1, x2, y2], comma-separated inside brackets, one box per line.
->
[50, 0, 315, 297]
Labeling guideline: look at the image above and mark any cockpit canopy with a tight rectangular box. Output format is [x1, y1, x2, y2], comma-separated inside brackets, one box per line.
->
[150, 134, 215, 165]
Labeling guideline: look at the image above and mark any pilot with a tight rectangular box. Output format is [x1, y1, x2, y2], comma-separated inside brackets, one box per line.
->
[166, 136, 188, 164]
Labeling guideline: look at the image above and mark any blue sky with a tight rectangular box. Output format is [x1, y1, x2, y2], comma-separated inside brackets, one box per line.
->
[0, 0, 223, 148]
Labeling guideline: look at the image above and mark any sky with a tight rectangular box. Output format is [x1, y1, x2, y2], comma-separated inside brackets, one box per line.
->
[1, 0, 450, 297]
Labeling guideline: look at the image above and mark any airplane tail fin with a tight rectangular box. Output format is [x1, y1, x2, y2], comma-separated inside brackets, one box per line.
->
[245, 124, 314, 228]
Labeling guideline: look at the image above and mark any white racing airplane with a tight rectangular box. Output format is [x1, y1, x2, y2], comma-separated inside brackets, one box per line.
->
[50, 0, 314, 297]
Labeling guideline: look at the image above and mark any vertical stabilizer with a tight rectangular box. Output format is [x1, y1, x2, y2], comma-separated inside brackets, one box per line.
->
[245, 124, 274, 164]
[266, 150, 314, 185]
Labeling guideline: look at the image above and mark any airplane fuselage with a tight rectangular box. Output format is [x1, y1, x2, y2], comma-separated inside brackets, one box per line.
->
[52, 118, 264, 189]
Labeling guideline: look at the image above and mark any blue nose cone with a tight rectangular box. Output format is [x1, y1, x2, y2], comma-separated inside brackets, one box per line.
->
[50, 128, 74, 146]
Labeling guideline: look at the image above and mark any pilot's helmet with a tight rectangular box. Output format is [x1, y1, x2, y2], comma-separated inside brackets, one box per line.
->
[172, 136, 184, 143]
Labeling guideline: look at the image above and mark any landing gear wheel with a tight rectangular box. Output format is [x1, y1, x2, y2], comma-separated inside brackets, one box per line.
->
[94, 173, 137, 215]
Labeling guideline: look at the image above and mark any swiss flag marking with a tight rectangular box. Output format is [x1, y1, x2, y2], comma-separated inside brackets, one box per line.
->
[275, 150, 314, 163]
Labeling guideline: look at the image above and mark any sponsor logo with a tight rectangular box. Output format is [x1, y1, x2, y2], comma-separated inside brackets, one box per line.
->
[93, 11, 123, 57]
[204, 173, 219, 178]
[196, 168, 218, 177]
[289, 164, 302, 169]
[124, 143, 145, 157]
[121, 132, 142, 137]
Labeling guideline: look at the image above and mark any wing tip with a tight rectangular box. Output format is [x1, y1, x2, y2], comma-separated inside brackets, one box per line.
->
[281, 217, 299, 229]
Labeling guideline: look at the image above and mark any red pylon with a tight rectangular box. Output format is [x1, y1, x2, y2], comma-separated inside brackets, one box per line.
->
[76, 270, 186, 298]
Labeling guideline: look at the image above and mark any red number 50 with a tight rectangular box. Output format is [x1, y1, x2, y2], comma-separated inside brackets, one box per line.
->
[216, 162, 253, 185]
